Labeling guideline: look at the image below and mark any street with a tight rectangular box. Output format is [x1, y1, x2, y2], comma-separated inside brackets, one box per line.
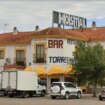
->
[0, 94, 104, 105]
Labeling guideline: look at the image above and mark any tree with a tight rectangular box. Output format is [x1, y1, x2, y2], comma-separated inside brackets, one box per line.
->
[72, 42, 105, 97]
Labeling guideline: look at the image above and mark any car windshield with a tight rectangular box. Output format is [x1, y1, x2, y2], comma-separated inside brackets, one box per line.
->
[38, 79, 46, 86]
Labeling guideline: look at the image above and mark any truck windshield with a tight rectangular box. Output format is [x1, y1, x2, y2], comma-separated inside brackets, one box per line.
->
[38, 79, 46, 86]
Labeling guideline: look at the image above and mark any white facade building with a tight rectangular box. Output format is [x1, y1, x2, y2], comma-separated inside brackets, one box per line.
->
[0, 26, 105, 72]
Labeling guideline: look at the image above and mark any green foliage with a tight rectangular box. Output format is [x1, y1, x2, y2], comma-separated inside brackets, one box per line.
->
[71, 42, 105, 96]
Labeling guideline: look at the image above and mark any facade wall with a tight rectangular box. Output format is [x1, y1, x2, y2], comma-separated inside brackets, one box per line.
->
[87, 41, 105, 49]
[26, 45, 33, 66]
[0, 45, 32, 69]
[31, 38, 76, 71]
[0, 38, 83, 71]
[31, 39, 47, 68]
[46, 38, 75, 70]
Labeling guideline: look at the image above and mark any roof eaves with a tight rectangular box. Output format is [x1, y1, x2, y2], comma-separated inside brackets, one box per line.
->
[33, 34, 89, 41]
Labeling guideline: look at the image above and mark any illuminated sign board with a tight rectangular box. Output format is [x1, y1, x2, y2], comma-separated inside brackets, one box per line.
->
[53, 11, 87, 28]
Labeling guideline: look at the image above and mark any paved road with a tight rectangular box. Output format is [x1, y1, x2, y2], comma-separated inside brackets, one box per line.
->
[0, 94, 105, 105]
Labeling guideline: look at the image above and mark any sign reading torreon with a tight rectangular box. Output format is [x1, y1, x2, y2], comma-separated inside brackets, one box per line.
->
[53, 11, 87, 28]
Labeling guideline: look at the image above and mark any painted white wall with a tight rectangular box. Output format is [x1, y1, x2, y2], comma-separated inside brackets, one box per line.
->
[26, 45, 33, 66]
[31, 39, 47, 68]
[0, 45, 32, 68]
[46, 38, 75, 70]
[5, 46, 15, 64]
[31, 38, 76, 70]
[0, 46, 15, 67]
[88, 41, 105, 49]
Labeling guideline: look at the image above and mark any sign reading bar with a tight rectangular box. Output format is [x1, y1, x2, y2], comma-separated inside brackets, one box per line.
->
[48, 40, 63, 48]
[53, 11, 87, 28]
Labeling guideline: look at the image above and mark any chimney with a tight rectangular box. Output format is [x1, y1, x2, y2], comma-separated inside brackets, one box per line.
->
[92, 21, 96, 30]
[13, 27, 18, 35]
[35, 25, 39, 32]
[80, 25, 83, 32]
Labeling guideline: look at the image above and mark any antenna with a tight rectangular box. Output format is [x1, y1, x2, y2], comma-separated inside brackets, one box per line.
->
[4, 23, 9, 33]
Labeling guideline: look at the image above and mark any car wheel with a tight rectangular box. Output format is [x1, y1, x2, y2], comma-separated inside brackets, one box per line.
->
[51, 96, 56, 99]
[77, 92, 81, 99]
[99, 97, 103, 101]
[65, 92, 69, 99]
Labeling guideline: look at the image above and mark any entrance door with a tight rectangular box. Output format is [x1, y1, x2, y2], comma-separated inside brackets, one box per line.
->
[16, 50, 25, 65]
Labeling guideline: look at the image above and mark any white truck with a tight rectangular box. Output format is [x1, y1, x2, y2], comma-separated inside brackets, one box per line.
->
[1, 70, 46, 97]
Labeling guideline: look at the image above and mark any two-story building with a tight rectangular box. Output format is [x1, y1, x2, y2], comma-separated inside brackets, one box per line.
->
[1, 24, 105, 92]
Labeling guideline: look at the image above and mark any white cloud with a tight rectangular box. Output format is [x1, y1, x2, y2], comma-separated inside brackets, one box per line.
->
[0, 0, 105, 33]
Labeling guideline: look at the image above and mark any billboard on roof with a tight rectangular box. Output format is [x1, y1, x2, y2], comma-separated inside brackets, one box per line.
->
[53, 11, 87, 28]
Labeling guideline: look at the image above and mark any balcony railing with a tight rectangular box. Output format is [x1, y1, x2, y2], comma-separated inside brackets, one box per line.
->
[33, 54, 46, 63]
[14, 58, 26, 66]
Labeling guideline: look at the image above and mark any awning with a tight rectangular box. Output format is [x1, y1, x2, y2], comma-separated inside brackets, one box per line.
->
[65, 65, 74, 75]
[33, 66, 46, 75]
[24, 66, 33, 72]
[48, 65, 64, 75]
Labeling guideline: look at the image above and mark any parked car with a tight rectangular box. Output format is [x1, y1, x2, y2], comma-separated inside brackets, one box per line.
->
[50, 82, 82, 99]
[99, 90, 105, 101]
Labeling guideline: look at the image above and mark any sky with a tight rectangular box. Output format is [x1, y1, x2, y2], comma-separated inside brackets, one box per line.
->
[0, 0, 105, 33]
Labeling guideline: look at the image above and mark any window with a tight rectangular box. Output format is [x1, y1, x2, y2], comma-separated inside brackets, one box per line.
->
[16, 50, 25, 65]
[0, 50, 4, 59]
[33, 42, 46, 63]
[51, 83, 62, 87]
[36, 45, 44, 63]
[64, 83, 76, 88]
[38, 79, 46, 86]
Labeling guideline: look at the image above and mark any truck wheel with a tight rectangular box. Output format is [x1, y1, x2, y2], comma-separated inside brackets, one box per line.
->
[77, 92, 81, 99]
[65, 92, 69, 99]
[29, 92, 34, 97]
[8, 93, 14, 98]
[3, 92, 7, 96]
[41, 91, 45, 97]
[51, 96, 56, 99]
[22, 92, 28, 98]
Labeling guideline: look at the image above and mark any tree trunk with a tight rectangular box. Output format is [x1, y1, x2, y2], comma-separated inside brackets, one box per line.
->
[93, 79, 97, 97]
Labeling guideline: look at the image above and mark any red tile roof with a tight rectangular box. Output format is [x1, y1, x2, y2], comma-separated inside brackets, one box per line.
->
[81, 27, 105, 41]
[0, 32, 35, 45]
[0, 27, 105, 45]
[34, 27, 88, 41]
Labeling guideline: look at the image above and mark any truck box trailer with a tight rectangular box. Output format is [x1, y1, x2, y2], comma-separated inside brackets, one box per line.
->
[1, 70, 46, 97]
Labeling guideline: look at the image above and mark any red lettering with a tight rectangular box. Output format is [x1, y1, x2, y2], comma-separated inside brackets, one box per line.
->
[48, 40, 53, 48]
[48, 40, 63, 48]
[54, 40, 58, 48]
[59, 40, 63, 48]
